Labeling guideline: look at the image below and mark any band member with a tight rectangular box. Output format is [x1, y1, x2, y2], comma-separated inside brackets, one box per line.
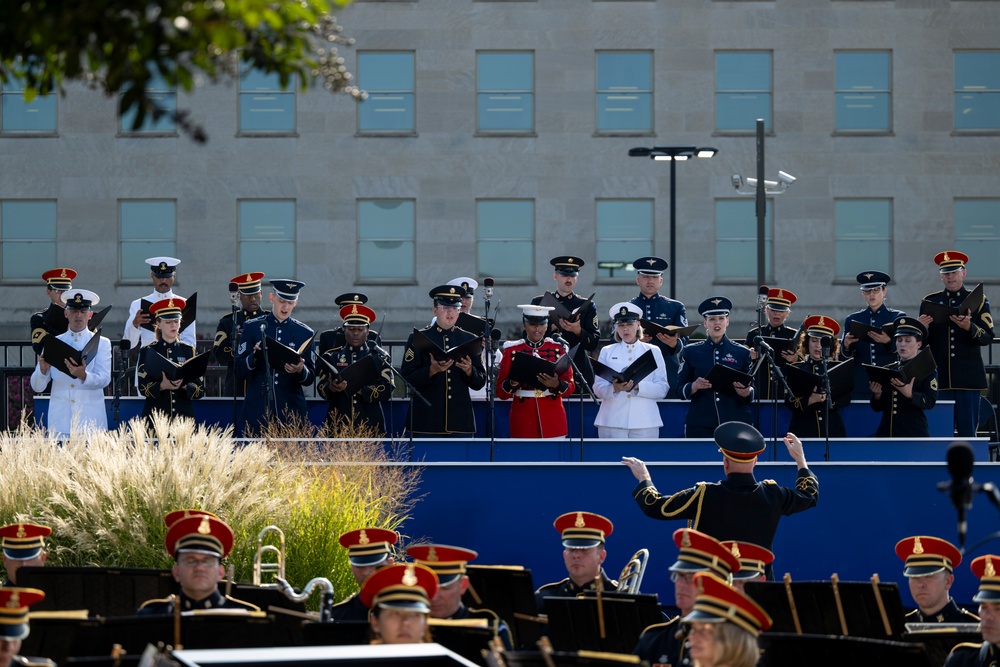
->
[943, 555, 1000, 666]
[0, 523, 50, 586]
[213, 272, 265, 397]
[895, 535, 978, 623]
[593, 303, 668, 438]
[29, 289, 111, 439]
[681, 572, 771, 667]
[870, 316, 938, 437]
[137, 513, 258, 614]
[630, 256, 687, 398]
[676, 297, 754, 437]
[235, 280, 315, 435]
[316, 304, 394, 435]
[138, 298, 204, 423]
[318, 293, 383, 354]
[30, 267, 76, 355]
[445, 277, 500, 401]
[531, 257, 600, 393]
[744, 288, 799, 400]
[918, 251, 994, 438]
[535, 511, 617, 614]
[786, 315, 849, 438]
[723, 540, 773, 593]
[123, 258, 197, 381]
[360, 563, 439, 645]
[841, 271, 904, 398]
[331, 528, 398, 622]
[496, 304, 575, 438]
[400, 285, 486, 436]
[0, 587, 53, 667]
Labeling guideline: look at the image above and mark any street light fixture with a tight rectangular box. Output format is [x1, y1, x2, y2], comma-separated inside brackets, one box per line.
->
[628, 145, 718, 299]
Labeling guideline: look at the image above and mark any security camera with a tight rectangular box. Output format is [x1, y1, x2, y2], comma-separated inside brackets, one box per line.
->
[778, 171, 796, 185]
[731, 174, 743, 188]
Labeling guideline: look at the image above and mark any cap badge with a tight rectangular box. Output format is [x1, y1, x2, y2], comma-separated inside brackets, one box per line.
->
[864, 273, 873, 280]
[569, 258, 576, 264]
[359, 530, 370, 546]
[402, 564, 418, 587]
[16, 525, 26, 539]
[619, 307, 628, 316]
[461, 282, 469, 291]
[7, 591, 19, 609]
[943, 253, 951, 262]
[987, 557, 997, 578]
[167, 299, 175, 309]
[818, 316, 826, 327]
[731, 543, 742, 558]
[574, 512, 586, 528]
[353, 295, 360, 301]
[776, 290, 784, 298]
[711, 299, 722, 307]
[449, 287, 456, 294]
[427, 546, 439, 562]
[351, 305, 358, 315]
[645, 258, 656, 266]
[198, 516, 211, 535]
[696, 577, 705, 594]
[159, 262, 168, 272]
[73, 294, 83, 304]
[913, 537, 924, 554]
[681, 530, 692, 548]
[60, 269, 68, 278]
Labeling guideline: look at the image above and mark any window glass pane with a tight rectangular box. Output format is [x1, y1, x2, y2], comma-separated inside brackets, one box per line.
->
[120, 201, 176, 280]
[716, 52, 771, 131]
[597, 52, 652, 132]
[596, 200, 652, 279]
[358, 200, 415, 280]
[239, 67, 295, 132]
[1, 201, 56, 280]
[119, 92, 177, 133]
[834, 200, 891, 279]
[955, 52, 1000, 131]
[477, 200, 534, 280]
[715, 200, 772, 281]
[835, 52, 890, 90]
[240, 67, 285, 92]
[2, 94, 56, 133]
[359, 53, 415, 91]
[478, 52, 533, 132]
[835, 93, 890, 131]
[358, 52, 416, 131]
[956, 199, 1000, 279]
[835, 52, 891, 131]
[239, 201, 296, 239]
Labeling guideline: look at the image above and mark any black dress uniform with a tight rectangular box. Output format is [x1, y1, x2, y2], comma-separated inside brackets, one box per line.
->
[534, 569, 618, 614]
[634, 617, 689, 667]
[30, 268, 76, 355]
[677, 338, 754, 437]
[401, 288, 486, 436]
[946, 643, 999, 667]
[923, 252, 994, 437]
[330, 592, 369, 621]
[871, 361, 938, 438]
[136, 588, 259, 615]
[745, 322, 797, 401]
[906, 599, 979, 624]
[235, 281, 315, 436]
[317, 343, 393, 435]
[138, 339, 204, 421]
[214, 307, 263, 396]
[786, 358, 850, 438]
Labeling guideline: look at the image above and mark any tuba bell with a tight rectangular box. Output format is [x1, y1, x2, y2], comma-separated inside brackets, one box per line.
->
[616, 548, 649, 594]
[253, 524, 286, 587]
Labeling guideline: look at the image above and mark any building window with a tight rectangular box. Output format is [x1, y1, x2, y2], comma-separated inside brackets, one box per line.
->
[954, 51, 1000, 132]
[834, 199, 892, 280]
[119, 200, 176, 280]
[477, 52, 534, 134]
[239, 65, 296, 134]
[1, 201, 56, 281]
[596, 200, 652, 280]
[119, 71, 177, 135]
[358, 52, 415, 134]
[0, 78, 57, 134]
[716, 51, 772, 132]
[476, 200, 534, 280]
[956, 199, 1000, 279]
[596, 51, 653, 134]
[835, 51, 891, 132]
[239, 200, 296, 277]
[715, 199, 773, 282]
[358, 199, 415, 281]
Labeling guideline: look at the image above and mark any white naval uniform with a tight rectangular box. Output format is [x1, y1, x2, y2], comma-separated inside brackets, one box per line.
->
[30, 328, 112, 437]
[123, 290, 197, 384]
[593, 340, 668, 436]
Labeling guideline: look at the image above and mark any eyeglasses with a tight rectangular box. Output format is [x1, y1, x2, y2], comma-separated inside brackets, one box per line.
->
[670, 571, 695, 584]
[860, 288, 883, 294]
[178, 557, 220, 569]
[689, 625, 715, 638]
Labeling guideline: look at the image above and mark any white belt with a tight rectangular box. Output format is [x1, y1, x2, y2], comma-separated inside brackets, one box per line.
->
[514, 389, 553, 398]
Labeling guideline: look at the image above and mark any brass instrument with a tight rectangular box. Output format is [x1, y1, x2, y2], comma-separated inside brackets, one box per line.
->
[275, 576, 335, 623]
[252, 524, 286, 587]
[616, 548, 648, 594]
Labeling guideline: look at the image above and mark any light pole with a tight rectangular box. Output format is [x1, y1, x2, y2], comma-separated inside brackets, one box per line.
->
[628, 145, 717, 299]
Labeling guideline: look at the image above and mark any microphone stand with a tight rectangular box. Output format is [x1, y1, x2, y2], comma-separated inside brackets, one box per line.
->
[230, 299, 240, 427]
[113, 341, 130, 428]
[758, 343, 793, 457]
[753, 299, 765, 432]
[376, 345, 430, 462]
[554, 333, 598, 463]
[482, 294, 495, 457]
[820, 345, 833, 462]
[259, 323, 277, 423]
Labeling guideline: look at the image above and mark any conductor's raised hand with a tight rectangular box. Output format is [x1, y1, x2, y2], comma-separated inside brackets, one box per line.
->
[782, 432, 808, 468]
[621, 456, 651, 483]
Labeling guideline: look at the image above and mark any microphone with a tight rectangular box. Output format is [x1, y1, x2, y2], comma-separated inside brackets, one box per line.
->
[820, 335, 832, 359]
[119, 339, 131, 352]
[490, 329, 502, 352]
[943, 441, 975, 547]
[483, 277, 495, 302]
[229, 282, 240, 306]
[550, 332, 570, 349]
[756, 337, 774, 355]
[367, 340, 392, 359]
[757, 285, 769, 307]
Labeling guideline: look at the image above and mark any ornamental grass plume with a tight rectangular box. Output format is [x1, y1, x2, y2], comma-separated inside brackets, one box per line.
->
[0, 413, 421, 604]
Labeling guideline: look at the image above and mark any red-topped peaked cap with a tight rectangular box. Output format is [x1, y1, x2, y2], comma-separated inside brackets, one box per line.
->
[683, 572, 772, 636]
[0, 523, 51, 561]
[165, 514, 234, 559]
[802, 315, 841, 338]
[670, 528, 741, 578]
[723, 541, 775, 580]
[0, 587, 45, 640]
[970, 554, 1000, 602]
[338, 528, 398, 567]
[895, 535, 961, 577]
[553, 511, 614, 549]
[935, 251, 969, 274]
[163, 509, 219, 529]
[149, 297, 186, 320]
[406, 544, 478, 586]
[360, 563, 439, 612]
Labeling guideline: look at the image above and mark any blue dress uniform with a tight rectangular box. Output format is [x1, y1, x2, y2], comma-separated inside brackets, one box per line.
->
[923, 252, 994, 438]
[213, 272, 266, 397]
[236, 280, 315, 435]
[138, 339, 204, 422]
[870, 316, 938, 437]
[842, 271, 905, 399]
[631, 423, 819, 567]
[631, 255, 687, 399]
[677, 298, 754, 438]
[946, 643, 999, 667]
[401, 286, 487, 436]
[30, 268, 76, 355]
[316, 304, 394, 435]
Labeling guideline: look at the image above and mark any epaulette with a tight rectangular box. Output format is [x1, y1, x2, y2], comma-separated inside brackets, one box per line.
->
[502, 340, 521, 350]
[948, 642, 984, 654]
[762, 479, 778, 485]
[138, 596, 172, 609]
[244, 313, 267, 325]
[535, 577, 570, 593]
[639, 615, 680, 637]
[922, 291, 942, 302]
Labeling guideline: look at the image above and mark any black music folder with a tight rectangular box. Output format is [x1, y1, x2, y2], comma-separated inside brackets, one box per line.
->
[41, 327, 103, 378]
[142, 349, 211, 385]
[538, 292, 595, 324]
[640, 320, 699, 338]
[463, 565, 541, 650]
[591, 349, 657, 385]
[265, 335, 313, 372]
[544, 592, 663, 655]
[140, 292, 197, 333]
[920, 283, 984, 324]
[704, 361, 760, 397]
[317, 353, 381, 396]
[45, 303, 111, 333]
[848, 320, 894, 341]
[507, 350, 573, 389]
[759, 633, 935, 667]
[863, 347, 937, 386]
[761, 336, 799, 357]
[457, 312, 496, 336]
[410, 328, 484, 363]
[784, 359, 855, 403]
